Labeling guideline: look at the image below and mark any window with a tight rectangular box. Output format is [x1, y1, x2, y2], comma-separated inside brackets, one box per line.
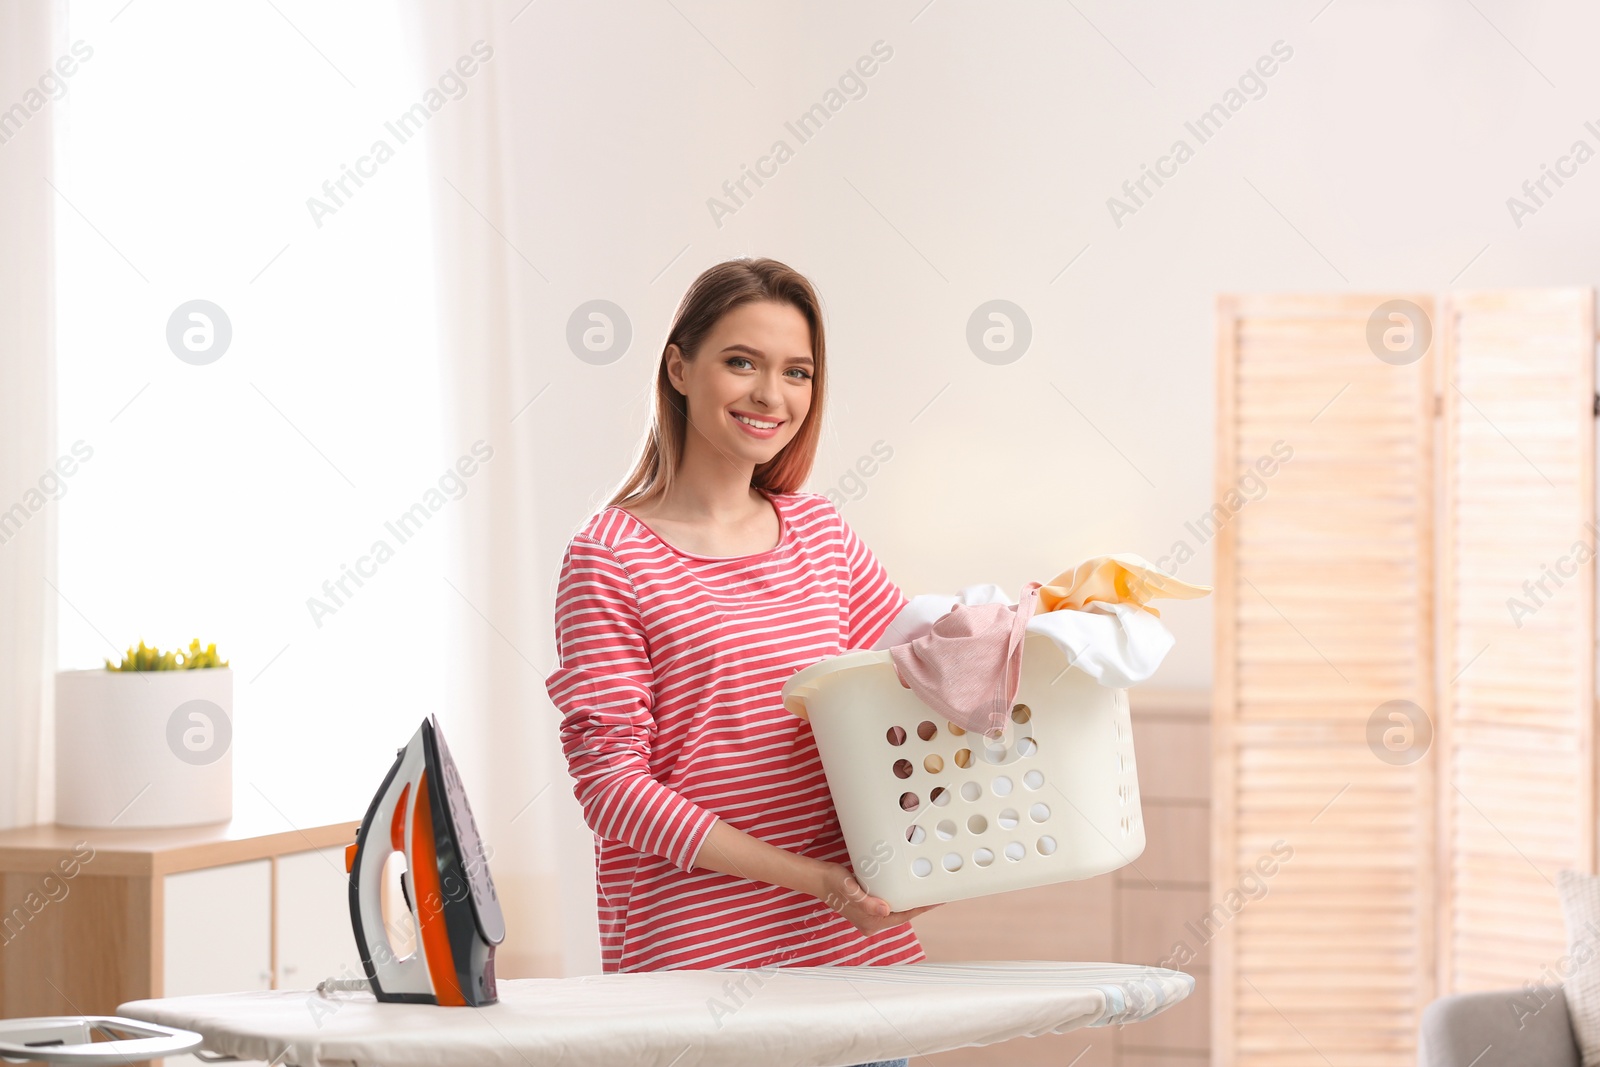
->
[55, 0, 451, 815]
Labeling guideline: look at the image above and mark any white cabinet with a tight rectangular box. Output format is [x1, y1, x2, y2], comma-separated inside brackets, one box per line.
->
[277, 846, 364, 988]
[163, 860, 273, 997]
[160, 846, 364, 1066]
[161, 859, 274, 1067]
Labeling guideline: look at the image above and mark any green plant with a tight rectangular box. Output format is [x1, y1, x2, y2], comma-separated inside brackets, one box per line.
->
[104, 639, 229, 671]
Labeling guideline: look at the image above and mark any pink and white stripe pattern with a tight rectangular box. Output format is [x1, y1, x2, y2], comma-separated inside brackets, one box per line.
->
[545, 490, 925, 973]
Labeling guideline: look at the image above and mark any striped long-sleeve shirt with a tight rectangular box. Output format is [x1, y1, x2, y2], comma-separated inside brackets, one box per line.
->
[544, 489, 926, 973]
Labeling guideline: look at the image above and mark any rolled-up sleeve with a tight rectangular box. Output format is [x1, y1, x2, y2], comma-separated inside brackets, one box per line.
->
[544, 535, 719, 873]
[837, 509, 910, 651]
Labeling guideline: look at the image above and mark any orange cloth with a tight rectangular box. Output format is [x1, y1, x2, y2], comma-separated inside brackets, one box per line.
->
[1037, 553, 1211, 619]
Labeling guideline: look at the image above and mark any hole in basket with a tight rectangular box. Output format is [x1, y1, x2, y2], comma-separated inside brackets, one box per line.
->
[900, 791, 919, 812]
[1117, 752, 1127, 773]
[893, 759, 913, 779]
[1023, 770, 1045, 790]
[1012, 703, 1031, 724]
[936, 819, 956, 840]
[930, 786, 950, 806]
[912, 857, 932, 877]
[1030, 802, 1050, 823]
[886, 726, 907, 746]
[924, 754, 944, 774]
[993, 776, 1013, 797]
[1119, 814, 1131, 837]
[942, 852, 962, 872]
[1003, 841, 1025, 862]
[960, 781, 982, 802]
[917, 720, 938, 742]
[906, 824, 926, 844]
[1118, 783, 1131, 805]
[954, 748, 972, 769]
[967, 814, 988, 835]
[982, 743, 1006, 764]
[1037, 835, 1057, 856]
[998, 808, 1019, 830]
[1017, 737, 1038, 757]
[947, 720, 966, 736]
[973, 847, 994, 867]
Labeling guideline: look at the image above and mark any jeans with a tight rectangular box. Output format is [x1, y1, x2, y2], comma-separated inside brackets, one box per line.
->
[847, 1060, 909, 1067]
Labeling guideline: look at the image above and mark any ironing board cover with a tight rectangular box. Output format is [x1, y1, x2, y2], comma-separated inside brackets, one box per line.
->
[118, 961, 1192, 1067]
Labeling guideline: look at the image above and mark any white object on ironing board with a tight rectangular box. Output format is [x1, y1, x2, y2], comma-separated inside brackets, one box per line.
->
[116, 961, 1192, 1067]
[0, 1016, 202, 1065]
[871, 583, 1176, 687]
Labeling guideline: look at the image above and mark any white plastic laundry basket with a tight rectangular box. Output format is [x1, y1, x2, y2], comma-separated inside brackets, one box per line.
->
[782, 630, 1146, 911]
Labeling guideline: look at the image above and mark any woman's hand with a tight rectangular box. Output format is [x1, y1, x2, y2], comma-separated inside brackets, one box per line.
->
[691, 821, 941, 934]
[811, 861, 943, 935]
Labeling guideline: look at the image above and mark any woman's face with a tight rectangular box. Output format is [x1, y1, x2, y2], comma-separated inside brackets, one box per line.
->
[668, 299, 815, 464]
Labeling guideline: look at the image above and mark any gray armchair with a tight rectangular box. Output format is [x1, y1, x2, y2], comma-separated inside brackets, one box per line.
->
[1419, 985, 1578, 1067]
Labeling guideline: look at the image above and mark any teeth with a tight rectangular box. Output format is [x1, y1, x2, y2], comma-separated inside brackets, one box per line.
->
[733, 413, 779, 429]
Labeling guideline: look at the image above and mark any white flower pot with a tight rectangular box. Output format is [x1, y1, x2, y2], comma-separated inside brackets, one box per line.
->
[55, 667, 233, 828]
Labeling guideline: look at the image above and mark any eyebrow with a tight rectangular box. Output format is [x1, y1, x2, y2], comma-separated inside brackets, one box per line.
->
[720, 343, 815, 367]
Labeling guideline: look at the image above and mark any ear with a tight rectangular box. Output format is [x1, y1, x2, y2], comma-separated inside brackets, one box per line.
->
[664, 344, 686, 393]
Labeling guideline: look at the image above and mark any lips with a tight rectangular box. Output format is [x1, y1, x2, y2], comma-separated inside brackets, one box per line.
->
[729, 410, 783, 438]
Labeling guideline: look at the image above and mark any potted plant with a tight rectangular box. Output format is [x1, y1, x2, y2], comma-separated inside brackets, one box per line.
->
[55, 639, 234, 828]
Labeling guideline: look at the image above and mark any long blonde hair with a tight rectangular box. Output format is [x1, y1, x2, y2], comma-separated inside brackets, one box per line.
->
[606, 257, 828, 512]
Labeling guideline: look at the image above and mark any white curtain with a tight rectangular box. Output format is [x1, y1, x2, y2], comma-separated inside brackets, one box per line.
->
[402, 0, 584, 976]
[0, 0, 59, 830]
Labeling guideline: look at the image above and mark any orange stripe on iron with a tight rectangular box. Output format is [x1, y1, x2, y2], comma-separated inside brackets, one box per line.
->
[390, 782, 410, 854]
[411, 769, 465, 1005]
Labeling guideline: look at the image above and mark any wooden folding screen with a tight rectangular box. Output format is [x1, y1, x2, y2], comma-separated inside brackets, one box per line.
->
[1438, 289, 1596, 993]
[1215, 288, 1597, 1067]
[1214, 294, 1438, 1067]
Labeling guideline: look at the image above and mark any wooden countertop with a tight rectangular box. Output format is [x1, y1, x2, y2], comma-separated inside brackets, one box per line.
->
[0, 791, 362, 876]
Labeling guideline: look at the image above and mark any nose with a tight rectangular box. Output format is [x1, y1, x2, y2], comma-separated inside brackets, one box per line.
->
[749, 368, 784, 410]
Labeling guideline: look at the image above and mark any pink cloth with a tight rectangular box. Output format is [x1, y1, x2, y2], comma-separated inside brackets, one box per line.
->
[888, 581, 1043, 737]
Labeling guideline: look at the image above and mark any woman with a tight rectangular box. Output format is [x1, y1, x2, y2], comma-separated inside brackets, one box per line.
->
[544, 256, 939, 1067]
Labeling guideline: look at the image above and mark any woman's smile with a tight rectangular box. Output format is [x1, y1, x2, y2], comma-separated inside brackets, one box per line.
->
[729, 408, 784, 438]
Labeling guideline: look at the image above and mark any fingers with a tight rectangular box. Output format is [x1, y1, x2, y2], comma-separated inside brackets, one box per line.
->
[842, 876, 890, 916]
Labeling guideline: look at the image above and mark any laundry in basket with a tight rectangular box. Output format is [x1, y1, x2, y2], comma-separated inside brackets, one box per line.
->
[884, 580, 1044, 739]
[781, 554, 1210, 910]
[874, 553, 1212, 688]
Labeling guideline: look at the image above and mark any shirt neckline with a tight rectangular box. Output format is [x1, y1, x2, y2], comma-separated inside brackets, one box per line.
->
[611, 489, 791, 562]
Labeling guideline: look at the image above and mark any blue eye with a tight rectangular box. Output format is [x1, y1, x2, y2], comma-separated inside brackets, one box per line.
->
[726, 355, 811, 380]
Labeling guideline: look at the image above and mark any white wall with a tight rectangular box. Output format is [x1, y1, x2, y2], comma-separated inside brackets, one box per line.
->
[511, 0, 1600, 688]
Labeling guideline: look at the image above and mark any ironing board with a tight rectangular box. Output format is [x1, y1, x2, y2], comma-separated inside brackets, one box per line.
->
[117, 960, 1192, 1067]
